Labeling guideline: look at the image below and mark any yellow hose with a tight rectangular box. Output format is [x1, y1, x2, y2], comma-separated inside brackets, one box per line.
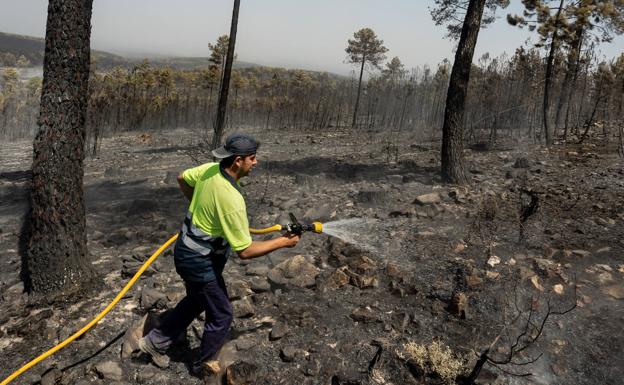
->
[0, 233, 179, 385]
[249, 224, 282, 234]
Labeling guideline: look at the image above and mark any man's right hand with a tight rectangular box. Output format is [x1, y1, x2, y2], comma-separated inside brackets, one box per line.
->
[281, 232, 301, 248]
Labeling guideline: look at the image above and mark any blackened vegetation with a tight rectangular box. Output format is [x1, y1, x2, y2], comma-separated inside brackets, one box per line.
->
[23, 0, 97, 296]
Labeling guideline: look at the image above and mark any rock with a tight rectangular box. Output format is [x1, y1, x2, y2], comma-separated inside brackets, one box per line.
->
[571, 249, 591, 258]
[234, 336, 258, 351]
[553, 284, 564, 295]
[596, 272, 613, 284]
[228, 280, 253, 300]
[603, 286, 624, 300]
[267, 255, 320, 288]
[246, 264, 270, 276]
[226, 361, 260, 385]
[466, 274, 483, 288]
[136, 365, 162, 383]
[389, 206, 415, 218]
[94, 361, 123, 381]
[280, 346, 307, 362]
[248, 276, 271, 293]
[595, 264, 613, 272]
[385, 263, 406, 282]
[486, 256, 500, 268]
[40, 368, 63, 385]
[413, 193, 441, 206]
[392, 312, 410, 332]
[448, 292, 467, 319]
[325, 267, 350, 290]
[350, 306, 378, 323]
[270, 322, 289, 340]
[232, 298, 255, 318]
[348, 255, 377, 276]
[303, 359, 321, 376]
[140, 288, 167, 310]
[513, 157, 530, 168]
[486, 271, 500, 280]
[345, 269, 378, 289]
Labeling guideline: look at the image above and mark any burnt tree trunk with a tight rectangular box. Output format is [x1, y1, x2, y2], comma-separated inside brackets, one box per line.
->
[352, 54, 366, 128]
[23, 0, 96, 295]
[212, 0, 240, 149]
[555, 27, 584, 140]
[542, 0, 566, 145]
[440, 0, 487, 184]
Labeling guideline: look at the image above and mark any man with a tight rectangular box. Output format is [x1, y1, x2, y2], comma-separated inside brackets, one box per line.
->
[139, 133, 300, 378]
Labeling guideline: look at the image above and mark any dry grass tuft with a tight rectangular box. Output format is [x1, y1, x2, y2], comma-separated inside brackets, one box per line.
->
[399, 340, 466, 384]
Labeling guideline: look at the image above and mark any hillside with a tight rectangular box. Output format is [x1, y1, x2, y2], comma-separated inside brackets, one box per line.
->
[0, 31, 259, 70]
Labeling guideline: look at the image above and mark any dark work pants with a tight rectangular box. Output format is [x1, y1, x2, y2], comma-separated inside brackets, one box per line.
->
[147, 276, 233, 363]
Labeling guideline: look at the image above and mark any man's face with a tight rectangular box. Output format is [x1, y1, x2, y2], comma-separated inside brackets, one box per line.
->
[236, 154, 257, 178]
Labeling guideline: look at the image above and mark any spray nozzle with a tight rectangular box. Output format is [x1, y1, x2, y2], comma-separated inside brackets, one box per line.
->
[283, 213, 323, 235]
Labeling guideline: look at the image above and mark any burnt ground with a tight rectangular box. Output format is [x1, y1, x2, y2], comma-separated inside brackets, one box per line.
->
[0, 127, 623, 385]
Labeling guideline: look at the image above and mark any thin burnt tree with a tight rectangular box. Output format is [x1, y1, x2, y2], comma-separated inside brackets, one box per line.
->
[345, 28, 388, 128]
[212, 0, 240, 150]
[23, 0, 96, 295]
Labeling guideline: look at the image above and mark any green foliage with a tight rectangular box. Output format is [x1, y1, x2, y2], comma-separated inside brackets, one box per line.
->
[430, 0, 510, 39]
[345, 28, 388, 70]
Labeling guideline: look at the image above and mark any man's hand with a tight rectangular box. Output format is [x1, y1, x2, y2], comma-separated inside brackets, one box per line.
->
[280, 232, 301, 248]
[238, 232, 301, 259]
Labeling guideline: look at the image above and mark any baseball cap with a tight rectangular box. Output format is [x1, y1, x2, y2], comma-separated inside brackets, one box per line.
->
[212, 133, 259, 159]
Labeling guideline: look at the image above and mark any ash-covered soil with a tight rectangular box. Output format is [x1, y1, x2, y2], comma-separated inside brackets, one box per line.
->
[0, 127, 623, 385]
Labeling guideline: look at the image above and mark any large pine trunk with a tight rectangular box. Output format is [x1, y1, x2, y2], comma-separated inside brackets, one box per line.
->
[23, 0, 95, 295]
[212, 0, 240, 149]
[440, 0, 487, 184]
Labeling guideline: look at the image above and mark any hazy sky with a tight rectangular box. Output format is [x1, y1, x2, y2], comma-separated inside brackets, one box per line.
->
[1, 0, 623, 75]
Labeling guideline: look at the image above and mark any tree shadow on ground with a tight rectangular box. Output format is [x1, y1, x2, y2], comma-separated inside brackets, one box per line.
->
[258, 156, 439, 185]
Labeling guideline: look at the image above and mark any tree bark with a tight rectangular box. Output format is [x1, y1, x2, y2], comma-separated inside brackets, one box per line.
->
[23, 0, 96, 295]
[440, 0, 487, 184]
[212, 0, 240, 149]
[543, 0, 566, 145]
[555, 27, 584, 140]
[351, 53, 366, 128]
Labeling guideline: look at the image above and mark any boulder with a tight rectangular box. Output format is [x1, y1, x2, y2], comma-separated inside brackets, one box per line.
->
[248, 276, 271, 293]
[325, 267, 350, 290]
[270, 322, 289, 341]
[413, 193, 441, 206]
[228, 280, 253, 301]
[280, 346, 307, 362]
[350, 307, 378, 323]
[140, 288, 167, 310]
[267, 255, 320, 288]
[448, 292, 468, 319]
[94, 361, 123, 381]
[232, 298, 255, 318]
[226, 361, 261, 385]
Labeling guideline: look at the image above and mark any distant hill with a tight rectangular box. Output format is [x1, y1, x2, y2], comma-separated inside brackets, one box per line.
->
[0, 31, 127, 68]
[0, 31, 259, 70]
[0, 31, 345, 80]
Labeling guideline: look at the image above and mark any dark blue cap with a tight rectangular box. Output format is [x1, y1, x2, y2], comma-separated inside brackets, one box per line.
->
[212, 133, 259, 158]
